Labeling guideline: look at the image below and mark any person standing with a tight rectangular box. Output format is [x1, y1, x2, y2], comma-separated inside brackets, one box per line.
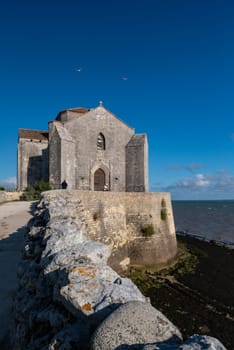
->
[61, 180, 68, 189]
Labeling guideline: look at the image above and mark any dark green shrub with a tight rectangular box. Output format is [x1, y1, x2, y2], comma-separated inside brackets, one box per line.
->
[161, 198, 166, 208]
[20, 181, 51, 201]
[161, 208, 167, 221]
[161, 197, 167, 220]
[0, 186, 5, 191]
[34, 180, 51, 192]
[20, 186, 37, 201]
[141, 224, 155, 237]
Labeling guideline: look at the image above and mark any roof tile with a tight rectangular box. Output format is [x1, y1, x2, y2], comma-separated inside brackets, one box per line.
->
[19, 129, 48, 141]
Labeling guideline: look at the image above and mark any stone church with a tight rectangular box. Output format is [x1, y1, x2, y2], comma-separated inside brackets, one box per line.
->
[17, 103, 148, 192]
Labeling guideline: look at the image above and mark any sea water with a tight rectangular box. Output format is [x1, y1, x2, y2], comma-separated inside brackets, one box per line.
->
[172, 200, 234, 248]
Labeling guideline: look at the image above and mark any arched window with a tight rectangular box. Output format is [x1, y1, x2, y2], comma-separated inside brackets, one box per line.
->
[97, 133, 105, 150]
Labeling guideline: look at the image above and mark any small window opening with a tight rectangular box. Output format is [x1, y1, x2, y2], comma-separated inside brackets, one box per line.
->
[97, 133, 105, 150]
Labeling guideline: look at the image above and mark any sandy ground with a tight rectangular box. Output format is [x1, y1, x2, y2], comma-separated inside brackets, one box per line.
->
[0, 201, 34, 348]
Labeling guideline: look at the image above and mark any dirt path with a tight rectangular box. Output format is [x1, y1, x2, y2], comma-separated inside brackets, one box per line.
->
[0, 201, 34, 348]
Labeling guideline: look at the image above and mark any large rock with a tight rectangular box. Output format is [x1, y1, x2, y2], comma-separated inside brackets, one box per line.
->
[91, 301, 182, 350]
[54, 263, 146, 318]
[41, 218, 86, 258]
[43, 241, 111, 275]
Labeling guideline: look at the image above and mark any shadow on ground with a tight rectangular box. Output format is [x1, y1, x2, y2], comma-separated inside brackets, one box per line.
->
[0, 201, 37, 349]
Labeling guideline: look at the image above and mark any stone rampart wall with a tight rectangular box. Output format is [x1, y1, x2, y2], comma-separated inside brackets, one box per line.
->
[12, 190, 226, 350]
[0, 191, 22, 204]
[42, 190, 177, 270]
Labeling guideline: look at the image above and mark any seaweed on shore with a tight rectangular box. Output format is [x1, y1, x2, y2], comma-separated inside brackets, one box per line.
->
[125, 235, 234, 349]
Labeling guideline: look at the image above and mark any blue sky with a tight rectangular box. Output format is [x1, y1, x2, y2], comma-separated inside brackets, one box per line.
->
[0, 0, 233, 199]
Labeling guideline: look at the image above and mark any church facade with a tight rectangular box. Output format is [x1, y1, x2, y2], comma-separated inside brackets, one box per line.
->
[17, 103, 148, 192]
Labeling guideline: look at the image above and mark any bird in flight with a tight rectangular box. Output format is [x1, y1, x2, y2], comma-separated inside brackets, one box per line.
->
[120, 77, 128, 81]
[75, 68, 82, 72]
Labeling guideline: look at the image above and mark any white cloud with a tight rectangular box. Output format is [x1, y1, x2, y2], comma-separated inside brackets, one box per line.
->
[152, 170, 234, 199]
[169, 173, 211, 190]
[0, 176, 17, 190]
[194, 174, 210, 187]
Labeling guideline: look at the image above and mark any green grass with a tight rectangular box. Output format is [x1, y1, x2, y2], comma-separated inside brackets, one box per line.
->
[141, 224, 155, 237]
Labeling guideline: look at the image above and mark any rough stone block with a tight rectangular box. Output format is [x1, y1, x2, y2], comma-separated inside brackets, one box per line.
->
[91, 301, 182, 350]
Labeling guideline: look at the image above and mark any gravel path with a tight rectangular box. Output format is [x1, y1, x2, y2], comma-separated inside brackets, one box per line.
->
[0, 201, 34, 348]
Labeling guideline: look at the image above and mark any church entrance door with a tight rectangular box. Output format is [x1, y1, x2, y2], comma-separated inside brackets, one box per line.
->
[94, 168, 105, 191]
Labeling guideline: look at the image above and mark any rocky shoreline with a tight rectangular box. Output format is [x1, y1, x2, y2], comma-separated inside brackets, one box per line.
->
[128, 235, 234, 349]
[176, 230, 234, 250]
[11, 192, 227, 349]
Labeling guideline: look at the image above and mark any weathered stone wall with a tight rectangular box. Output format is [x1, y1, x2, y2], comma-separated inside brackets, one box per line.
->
[64, 106, 135, 191]
[49, 122, 76, 189]
[17, 138, 48, 190]
[49, 106, 149, 192]
[43, 190, 177, 270]
[18, 105, 149, 192]
[49, 123, 62, 189]
[0, 191, 22, 204]
[12, 190, 226, 350]
[126, 134, 148, 192]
